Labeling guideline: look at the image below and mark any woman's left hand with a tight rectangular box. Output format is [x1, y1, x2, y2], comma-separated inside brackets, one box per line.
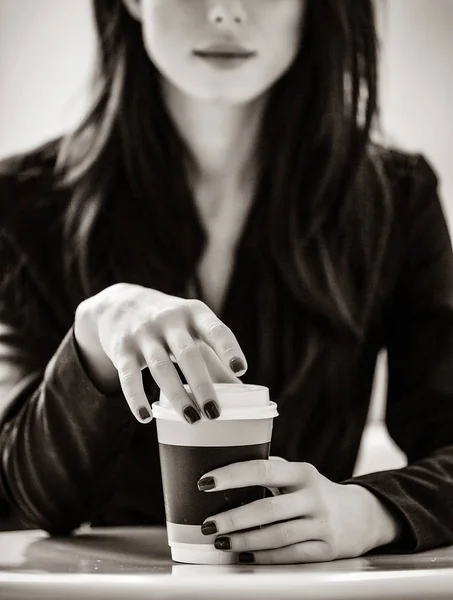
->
[198, 458, 401, 564]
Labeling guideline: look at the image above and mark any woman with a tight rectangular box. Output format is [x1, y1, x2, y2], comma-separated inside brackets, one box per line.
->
[0, 0, 453, 564]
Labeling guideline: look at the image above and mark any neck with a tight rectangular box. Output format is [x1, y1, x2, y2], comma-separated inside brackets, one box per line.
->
[161, 79, 266, 193]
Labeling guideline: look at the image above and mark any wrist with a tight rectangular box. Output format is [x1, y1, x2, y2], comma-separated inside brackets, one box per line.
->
[346, 484, 402, 552]
[74, 301, 120, 394]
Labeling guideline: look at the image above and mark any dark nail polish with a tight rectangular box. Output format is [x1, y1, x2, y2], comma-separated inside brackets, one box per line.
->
[215, 536, 231, 550]
[198, 476, 216, 491]
[138, 406, 151, 421]
[201, 521, 218, 535]
[183, 405, 201, 424]
[230, 357, 245, 374]
[204, 400, 220, 420]
[238, 552, 255, 563]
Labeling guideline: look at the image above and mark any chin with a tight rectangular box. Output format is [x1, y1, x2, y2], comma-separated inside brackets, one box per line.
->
[186, 80, 269, 105]
[197, 91, 263, 105]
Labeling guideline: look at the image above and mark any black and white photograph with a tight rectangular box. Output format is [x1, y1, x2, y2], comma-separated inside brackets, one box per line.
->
[0, 1, 452, 598]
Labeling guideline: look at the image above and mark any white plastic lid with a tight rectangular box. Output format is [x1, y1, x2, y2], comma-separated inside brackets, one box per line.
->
[152, 383, 278, 421]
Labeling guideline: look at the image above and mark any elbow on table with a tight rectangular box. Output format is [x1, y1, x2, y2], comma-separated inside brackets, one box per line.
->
[16, 504, 82, 537]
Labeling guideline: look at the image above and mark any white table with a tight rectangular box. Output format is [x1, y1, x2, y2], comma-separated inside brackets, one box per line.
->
[1, 527, 453, 599]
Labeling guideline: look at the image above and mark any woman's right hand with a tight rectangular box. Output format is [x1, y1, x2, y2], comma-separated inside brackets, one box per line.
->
[74, 283, 248, 425]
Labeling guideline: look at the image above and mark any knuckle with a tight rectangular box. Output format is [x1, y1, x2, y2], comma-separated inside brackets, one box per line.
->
[293, 543, 316, 563]
[258, 459, 274, 481]
[185, 298, 206, 311]
[233, 535, 246, 552]
[223, 511, 236, 533]
[277, 524, 293, 548]
[90, 291, 111, 320]
[154, 308, 180, 329]
[323, 522, 342, 556]
[169, 389, 190, 407]
[205, 320, 228, 340]
[118, 368, 136, 386]
[263, 496, 279, 522]
[75, 298, 92, 322]
[176, 343, 197, 359]
[107, 299, 129, 323]
[299, 462, 318, 480]
[191, 381, 213, 396]
[130, 320, 151, 339]
[149, 356, 172, 372]
[111, 334, 131, 361]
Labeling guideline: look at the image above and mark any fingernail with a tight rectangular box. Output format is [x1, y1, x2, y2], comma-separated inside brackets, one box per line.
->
[215, 536, 231, 550]
[204, 400, 220, 420]
[238, 552, 255, 563]
[198, 476, 216, 491]
[230, 357, 245, 374]
[183, 405, 201, 424]
[138, 406, 151, 421]
[201, 521, 218, 535]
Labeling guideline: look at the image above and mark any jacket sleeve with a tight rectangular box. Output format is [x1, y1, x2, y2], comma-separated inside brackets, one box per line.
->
[0, 225, 141, 535]
[342, 155, 453, 553]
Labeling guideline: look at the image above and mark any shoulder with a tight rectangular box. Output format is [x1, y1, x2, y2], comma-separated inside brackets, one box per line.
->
[371, 145, 452, 306]
[0, 135, 62, 179]
[0, 137, 75, 326]
[370, 143, 439, 209]
[0, 136, 69, 260]
[0, 138, 78, 345]
[0, 135, 65, 202]
[365, 144, 449, 299]
[366, 143, 444, 255]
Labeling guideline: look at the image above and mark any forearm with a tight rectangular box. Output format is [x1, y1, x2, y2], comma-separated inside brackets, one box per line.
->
[0, 327, 138, 534]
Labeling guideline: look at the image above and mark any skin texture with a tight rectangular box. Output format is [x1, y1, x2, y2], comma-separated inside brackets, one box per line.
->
[75, 284, 246, 423]
[199, 459, 402, 564]
[123, 0, 305, 104]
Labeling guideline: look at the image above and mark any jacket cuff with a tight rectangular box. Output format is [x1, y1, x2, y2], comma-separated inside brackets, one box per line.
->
[43, 325, 137, 427]
[341, 469, 437, 554]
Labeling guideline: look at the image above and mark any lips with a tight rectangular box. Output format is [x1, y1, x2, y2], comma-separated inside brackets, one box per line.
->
[193, 44, 256, 59]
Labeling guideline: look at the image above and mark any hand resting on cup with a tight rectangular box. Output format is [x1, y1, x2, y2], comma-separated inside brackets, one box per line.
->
[198, 458, 402, 564]
[74, 282, 247, 424]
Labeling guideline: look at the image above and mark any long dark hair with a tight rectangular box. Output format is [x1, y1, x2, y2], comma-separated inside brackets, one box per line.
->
[52, 0, 392, 420]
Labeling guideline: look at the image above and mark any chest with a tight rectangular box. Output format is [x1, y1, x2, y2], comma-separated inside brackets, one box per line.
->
[193, 240, 237, 316]
[189, 202, 250, 315]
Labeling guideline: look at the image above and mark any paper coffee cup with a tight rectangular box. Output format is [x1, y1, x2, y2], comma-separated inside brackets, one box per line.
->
[152, 383, 278, 565]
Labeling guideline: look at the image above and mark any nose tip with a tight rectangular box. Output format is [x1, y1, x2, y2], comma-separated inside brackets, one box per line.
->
[208, 2, 246, 26]
[213, 14, 242, 25]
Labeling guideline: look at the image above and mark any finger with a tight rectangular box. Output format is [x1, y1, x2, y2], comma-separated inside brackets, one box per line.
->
[111, 348, 153, 424]
[140, 340, 202, 425]
[267, 456, 288, 496]
[201, 491, 313, 536]
[198, 460, 316, 493]
[214, 517, 322, 553]
[170, 341, 242, 384]
[188, 303, 248, 376]
[237, 541, 335, 565]
[164, 328, 222, 420]
[196, 340, 243, 384]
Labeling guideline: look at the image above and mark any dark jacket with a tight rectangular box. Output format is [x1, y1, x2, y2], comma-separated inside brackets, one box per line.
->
[1, 137, 453, 553]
